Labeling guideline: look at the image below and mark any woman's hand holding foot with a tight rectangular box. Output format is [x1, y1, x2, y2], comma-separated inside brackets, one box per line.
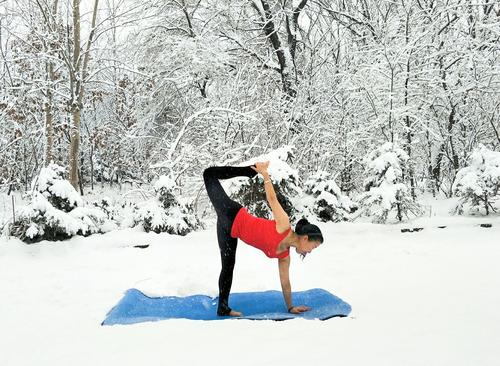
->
[250, 161, 270, 175]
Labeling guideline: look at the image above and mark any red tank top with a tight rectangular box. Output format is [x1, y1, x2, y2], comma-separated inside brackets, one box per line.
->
[230, 207, 291, 259]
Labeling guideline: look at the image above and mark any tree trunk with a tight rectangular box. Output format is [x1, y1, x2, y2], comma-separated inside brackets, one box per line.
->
[404, 10, 416, 199]
[90, 142, 94, 190]
[69, 108, 81, 187]
[256, 0, 308, 134]
[432, 146, 444, 194]
[68, 0, 99, 189]
[45, 61, 55, 165]
[388, 67, 394, 142]
[69, 0, 81, 189]
[259, 0, 298, 99]
[78, 166, 84, 195]
[47, 0, 59, 165]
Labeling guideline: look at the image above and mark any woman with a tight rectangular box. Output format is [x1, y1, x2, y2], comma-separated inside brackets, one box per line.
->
[203, 161, 324, 317]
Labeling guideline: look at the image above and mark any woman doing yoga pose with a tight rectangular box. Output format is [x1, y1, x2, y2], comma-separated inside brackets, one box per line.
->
[203, 161, 324, 316]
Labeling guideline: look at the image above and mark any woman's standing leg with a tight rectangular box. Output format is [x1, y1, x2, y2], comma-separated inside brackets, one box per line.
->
[216, 218, 238, 315]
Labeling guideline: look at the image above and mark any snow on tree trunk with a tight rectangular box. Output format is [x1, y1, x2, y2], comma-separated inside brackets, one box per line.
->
[257, 0, 300, 99]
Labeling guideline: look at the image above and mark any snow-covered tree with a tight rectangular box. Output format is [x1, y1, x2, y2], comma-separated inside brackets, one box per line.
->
[8, 164, 116, 243]
[301, 170, 356, 222]
[226, 146, 303, 222]
[356, 142, 421, 223]
[452, 145, 500, 215]
[130, 175, 204, 235]
[1, 0, 499, 216]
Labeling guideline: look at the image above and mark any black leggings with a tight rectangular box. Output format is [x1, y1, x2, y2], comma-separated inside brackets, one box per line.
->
[203, 165, 257, 315]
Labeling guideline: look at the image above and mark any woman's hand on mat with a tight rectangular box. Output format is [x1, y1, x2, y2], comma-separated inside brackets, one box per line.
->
[250, 161, 270, 175]
[229, 310, 242, 317]
[289, 305, 311, 314]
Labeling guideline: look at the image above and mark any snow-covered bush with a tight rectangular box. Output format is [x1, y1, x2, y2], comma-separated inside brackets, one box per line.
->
[131, 175, 204, 235]
[301, 170, 356, 222]
[356, 142, 421, 223]
[33, 163, 82, 211]
[227, 146, 303, 221]
[91, 196, 119, 221]
[8, 163, 117, 243]
[452, 144, 500, 215]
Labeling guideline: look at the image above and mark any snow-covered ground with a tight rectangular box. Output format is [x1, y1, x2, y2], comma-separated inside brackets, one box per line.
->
[1, 198, 499, 366]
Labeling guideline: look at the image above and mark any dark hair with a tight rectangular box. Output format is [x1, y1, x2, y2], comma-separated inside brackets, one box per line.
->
[295, 218, 324, 244]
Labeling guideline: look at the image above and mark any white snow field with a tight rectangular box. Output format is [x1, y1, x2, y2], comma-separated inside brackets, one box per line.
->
[1, 200, 499, 366]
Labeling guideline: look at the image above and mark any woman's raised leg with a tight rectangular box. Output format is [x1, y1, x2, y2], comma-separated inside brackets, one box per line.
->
[203, 165, 256, 218]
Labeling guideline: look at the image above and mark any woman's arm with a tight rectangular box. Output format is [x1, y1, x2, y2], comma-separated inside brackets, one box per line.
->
[263, 172, 291, 228]
[278, 256, 311, 314]
[278, 256, 293, 311]
[251, 162, 290, 228]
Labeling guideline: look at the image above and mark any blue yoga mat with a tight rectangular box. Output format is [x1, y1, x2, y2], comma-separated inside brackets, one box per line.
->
[102, 288, 351, 325]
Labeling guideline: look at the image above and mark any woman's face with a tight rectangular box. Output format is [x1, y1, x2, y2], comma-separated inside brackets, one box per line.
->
[296, 236, 321, 255]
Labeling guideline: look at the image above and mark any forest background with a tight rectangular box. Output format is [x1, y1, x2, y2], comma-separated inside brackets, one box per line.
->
[0, 0, 499, 229]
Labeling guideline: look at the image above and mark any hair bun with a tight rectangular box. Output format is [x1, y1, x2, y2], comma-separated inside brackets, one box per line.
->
[294, 218, 324, 244]
[297, 218, 309, 225]
[295, 218, 310, 234]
